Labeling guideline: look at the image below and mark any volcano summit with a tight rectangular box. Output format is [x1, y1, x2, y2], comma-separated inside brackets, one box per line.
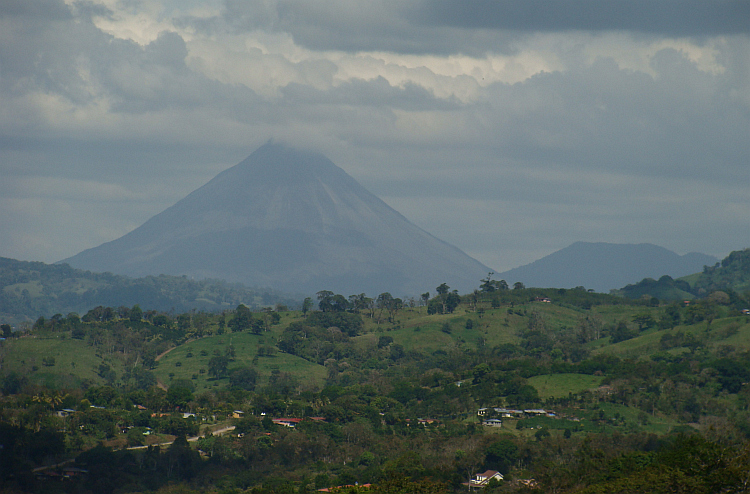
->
[63, 142, 491, 296]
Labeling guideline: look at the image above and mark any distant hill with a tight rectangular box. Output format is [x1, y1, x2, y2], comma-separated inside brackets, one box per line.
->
[497, 242, 717, 293]
[689, 248, 750, 294]
[62, 142, 491, 296]
[0, 257, 296, 324]
[612, 275, 697, 301]
[616, 247, 750, 300]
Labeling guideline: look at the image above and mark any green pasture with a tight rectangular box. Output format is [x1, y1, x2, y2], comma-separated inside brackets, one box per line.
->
[591, 316, 750, 359]
[0, 335, 118, 387]
[153, 331, 327, 391]
[528, 374, 604, 399]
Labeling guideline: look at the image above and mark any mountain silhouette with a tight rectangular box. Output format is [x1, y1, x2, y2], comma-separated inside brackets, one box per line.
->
[62, 142, 492, 296]
[497, 241, 717, 293]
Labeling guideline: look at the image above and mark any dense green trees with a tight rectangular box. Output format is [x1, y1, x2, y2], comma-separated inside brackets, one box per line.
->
[1, 270, 750, 493]
[229, 366, 259, 391]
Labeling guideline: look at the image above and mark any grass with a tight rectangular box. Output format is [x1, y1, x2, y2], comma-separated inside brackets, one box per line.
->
[153, 331, 327, 391]
[590, 316, 750, 359]
[2, 281, 45, 298]
[528, 374, 604, 399]
[0, 335, 121, 387]
[592, 402, 680, 435]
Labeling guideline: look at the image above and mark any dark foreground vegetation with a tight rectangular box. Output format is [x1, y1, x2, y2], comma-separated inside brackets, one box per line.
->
[1, 249, 750, 493]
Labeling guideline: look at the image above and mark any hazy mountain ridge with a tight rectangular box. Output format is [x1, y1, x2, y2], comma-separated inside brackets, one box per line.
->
[0, 257, 294, 324]
[62, 142, 491, 296]
[498, 242, 718, 293]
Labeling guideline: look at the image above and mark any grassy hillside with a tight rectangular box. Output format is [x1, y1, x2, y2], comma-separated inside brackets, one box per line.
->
[0, 336, 113, 389]
[154, 331, 328, 391]
[4, 286, 747, 395]
[527, 373, 603, 399]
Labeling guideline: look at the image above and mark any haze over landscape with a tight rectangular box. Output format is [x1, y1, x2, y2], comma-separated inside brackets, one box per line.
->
[1, 0, 748, 278]
[3, 4, 750, 492]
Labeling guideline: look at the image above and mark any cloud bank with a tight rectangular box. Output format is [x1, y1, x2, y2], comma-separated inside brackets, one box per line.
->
[1, 0, 748, 279]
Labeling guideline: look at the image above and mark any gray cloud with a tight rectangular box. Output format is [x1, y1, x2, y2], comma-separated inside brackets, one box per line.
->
[0, 0, 71, 19]
[179, 0, 520, 56]
[281, 77, 462, 111]
[200, 0, 750, 56]
[0, 0, 747, 275]
[409, 0, 750, 36]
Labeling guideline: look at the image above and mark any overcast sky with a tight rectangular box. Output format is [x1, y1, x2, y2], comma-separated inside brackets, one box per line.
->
[1, 0, 748, 273]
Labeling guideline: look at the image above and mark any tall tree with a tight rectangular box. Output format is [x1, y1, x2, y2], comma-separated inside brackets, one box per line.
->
[302, 297, 313, 316]
[228, 304, 253, 332]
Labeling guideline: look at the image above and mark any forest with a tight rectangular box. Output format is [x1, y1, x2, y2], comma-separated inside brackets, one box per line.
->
[1, 249, 750, 493]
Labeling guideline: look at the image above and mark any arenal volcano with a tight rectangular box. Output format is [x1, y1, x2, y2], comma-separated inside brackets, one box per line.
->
[63, 142, 492, 296]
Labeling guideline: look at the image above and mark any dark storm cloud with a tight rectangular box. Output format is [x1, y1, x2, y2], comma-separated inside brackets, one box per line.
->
[202, 0, 749, 56]
[410, 0, 750, 36]
[192, 0, 518, 56]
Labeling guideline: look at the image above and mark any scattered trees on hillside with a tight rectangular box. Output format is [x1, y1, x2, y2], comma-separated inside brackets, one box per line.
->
[428, 284, 460, 314]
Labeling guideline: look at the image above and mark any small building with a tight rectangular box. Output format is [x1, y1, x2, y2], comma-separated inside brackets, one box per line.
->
[478, 407, 524, 418]
[466, 470, 504, 489]
[482, 418, 503, 427]
[318, 484, 371, 492]
[272, 418, 302, 428]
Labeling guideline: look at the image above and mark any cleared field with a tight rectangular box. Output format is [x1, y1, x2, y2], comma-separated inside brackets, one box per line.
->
[153, 331, 327, 391]
[0, 336, 119, 387]
[527, 373, 604, 399]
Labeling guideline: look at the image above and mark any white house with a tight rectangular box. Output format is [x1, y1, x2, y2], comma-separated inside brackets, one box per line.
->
[467, 470, 504, 489]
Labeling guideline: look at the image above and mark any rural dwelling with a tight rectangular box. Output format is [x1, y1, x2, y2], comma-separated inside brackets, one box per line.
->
[466, 470, 504, 489]
[318, 483, 371, 492]
[482, 418, 503, 427]
[272, 418, 302, 428]
[478, 407, 525, 418]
